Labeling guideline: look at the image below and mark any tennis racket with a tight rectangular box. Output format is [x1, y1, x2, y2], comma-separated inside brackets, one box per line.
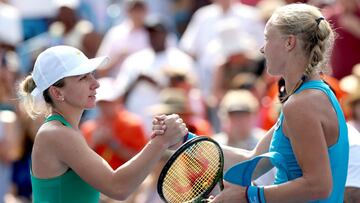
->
[157, 136, 224, 203]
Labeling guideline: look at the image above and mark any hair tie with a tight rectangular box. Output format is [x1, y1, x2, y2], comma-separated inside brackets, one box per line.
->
[316, 17, 325, 25]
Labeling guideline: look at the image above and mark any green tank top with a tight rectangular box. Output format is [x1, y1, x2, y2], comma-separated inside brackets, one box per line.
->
[31, 114, 100, 203]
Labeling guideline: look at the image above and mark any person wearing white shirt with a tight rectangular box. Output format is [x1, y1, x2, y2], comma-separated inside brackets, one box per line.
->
[96, 0, 149, 78]
[179, 0, 265, 99]
[117, 19, 195, 137]
[345, 123, 360, 203]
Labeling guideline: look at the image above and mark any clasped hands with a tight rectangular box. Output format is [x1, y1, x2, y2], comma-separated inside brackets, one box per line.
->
[152, 114, 188, 149]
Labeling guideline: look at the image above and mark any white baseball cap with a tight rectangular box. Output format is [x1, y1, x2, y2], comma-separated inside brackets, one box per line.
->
[31, 46, 109, 97]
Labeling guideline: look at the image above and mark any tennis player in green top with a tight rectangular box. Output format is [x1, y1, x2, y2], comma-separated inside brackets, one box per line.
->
[18, 45, 188, 203]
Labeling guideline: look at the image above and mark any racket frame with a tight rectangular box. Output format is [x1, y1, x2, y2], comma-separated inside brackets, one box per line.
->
[157, 136, 224, 203]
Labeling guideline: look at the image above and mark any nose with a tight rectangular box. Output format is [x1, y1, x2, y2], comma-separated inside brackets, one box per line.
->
[259, 46, 264, 54]
[90, 74, 100, 90]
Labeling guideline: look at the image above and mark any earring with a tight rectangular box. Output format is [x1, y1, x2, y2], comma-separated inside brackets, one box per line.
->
[61, 97, 64, 101]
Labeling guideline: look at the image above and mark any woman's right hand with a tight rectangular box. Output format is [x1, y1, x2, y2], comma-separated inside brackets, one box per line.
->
[152, 114, 188, 149]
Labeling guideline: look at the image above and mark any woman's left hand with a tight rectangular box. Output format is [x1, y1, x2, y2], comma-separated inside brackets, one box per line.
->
[206, 181, 247, 203]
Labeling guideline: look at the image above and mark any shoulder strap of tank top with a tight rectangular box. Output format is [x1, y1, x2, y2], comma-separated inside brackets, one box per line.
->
[295, 80, 340, 112]
[45, 114, 73, 128]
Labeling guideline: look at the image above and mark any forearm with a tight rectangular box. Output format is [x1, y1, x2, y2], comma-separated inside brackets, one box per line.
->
[264, 176, 331, 203]
[111, 142, 137, 161]
[111, 138, 167, 198]
[345, 187, 360, 203]
[0, 122, 21, 162]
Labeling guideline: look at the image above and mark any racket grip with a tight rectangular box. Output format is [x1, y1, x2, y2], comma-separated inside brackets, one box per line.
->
[183, 132, 198, 143]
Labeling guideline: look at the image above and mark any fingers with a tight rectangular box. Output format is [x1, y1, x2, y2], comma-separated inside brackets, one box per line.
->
[154, 114, 167, 121]
[180, 123, 188, 136]
[153, 117, 166, 125]
[164, 114, 180, 125]
[203, 195, 217, 203]
[152, 122, 166, 134]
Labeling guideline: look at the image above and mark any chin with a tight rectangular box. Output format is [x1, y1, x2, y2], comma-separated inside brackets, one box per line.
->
[266, 66, 282, 76]
[85, 103, 97, 109]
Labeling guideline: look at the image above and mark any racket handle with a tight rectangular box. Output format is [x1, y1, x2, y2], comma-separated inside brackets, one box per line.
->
[219, 179, 224, 191]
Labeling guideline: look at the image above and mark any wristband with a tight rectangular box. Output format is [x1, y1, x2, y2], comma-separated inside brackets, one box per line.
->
[182, 132, 198, 143]
[247, 185, 260, 203]
[259, 186, 266, 203]
[245, 186, 250, 203]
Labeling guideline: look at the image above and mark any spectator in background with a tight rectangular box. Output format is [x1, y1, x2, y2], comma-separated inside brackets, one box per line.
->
[344, 124, 360, 203]
[340, 64, 360, 131]
[81, 77, 147, 170]
[148, 88, 213, 136]
[78, 0, 111, 34]
[215, 89, 264, 150]
[179, 0, 264, 100]
[212, 20, 260, 104]
[117, 17, 195, 135]
[50, 0, 96, 51]
[9, 0, 55, 40]
[10, 108, 43, 202]
[214, 89, 274, 186]
[17, 0, 98, 75]
[164, 67, 207, 120]
[96, 0, 149, 78]
[0, 110, 20, 203]
[0, 8, 22, 201]
[180, 0, 264, 60]
[0, 1, 22, 49]
[324, 0, 360, 79]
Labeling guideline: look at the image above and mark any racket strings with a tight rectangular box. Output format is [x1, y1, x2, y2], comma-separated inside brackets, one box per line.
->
[162, 141, 222, 203]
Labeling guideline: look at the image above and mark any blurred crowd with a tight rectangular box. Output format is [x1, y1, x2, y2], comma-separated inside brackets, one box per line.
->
[0, 0, 360, 202]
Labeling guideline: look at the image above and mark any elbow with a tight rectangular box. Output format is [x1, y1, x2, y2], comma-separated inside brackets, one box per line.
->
[112, 194, 129, 201]
[308, 178, 332, 200]
[313, 185, 332, 200]
[106, 181, 133, 201]
[110, 187, 133, 201]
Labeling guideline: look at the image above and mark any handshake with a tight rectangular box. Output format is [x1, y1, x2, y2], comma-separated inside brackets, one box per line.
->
[151, 114, 189, 149]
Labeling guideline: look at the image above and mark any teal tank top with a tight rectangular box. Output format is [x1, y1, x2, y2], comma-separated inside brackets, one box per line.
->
[31, 114, 100, 203]
[269, 80, 349, 202]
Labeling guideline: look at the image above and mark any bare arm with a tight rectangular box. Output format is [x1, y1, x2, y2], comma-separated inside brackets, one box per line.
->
[345, 187, 360, 203]
[0, 113, 21, 163]
[52, 115, 187, 200]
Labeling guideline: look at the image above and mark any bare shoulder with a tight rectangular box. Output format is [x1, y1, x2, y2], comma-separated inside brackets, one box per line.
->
[34, 122, 88, 163]
[32, 123, 89, 177]
[36, 123, 85, 147]
[282, 89, 330, 120]
[281, 89, 334, 140]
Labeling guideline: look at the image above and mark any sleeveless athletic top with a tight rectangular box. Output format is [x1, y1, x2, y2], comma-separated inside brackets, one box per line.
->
[269, 80, 349, 202]
[31, 114, 100, 203]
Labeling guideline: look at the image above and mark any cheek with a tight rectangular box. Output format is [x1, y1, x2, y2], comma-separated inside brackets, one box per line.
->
[66, 86, 92, 104]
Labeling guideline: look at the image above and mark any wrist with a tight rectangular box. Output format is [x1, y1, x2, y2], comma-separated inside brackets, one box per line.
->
[182, 132, 198, 143]
[149, 137, 170, 151]
[246, 185, 266, 203]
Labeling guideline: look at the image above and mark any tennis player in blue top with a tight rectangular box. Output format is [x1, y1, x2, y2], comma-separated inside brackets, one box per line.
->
[154, 3, 349, 203]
